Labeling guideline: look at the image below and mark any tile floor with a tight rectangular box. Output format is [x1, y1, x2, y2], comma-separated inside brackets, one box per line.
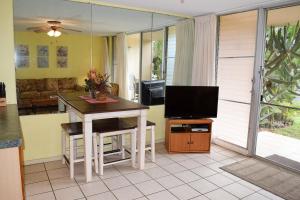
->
[25, 143, 285, 200]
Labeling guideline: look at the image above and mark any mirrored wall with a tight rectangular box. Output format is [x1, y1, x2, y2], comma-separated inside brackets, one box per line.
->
[13, 0, 185, 114]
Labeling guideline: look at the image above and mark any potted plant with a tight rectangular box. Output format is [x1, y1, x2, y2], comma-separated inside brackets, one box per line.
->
[85, 69, 111, 100]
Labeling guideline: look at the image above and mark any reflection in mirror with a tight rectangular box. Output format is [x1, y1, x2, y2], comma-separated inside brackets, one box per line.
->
[13, 0, 185, 114]
[13, 0, 92, 115]
[140, 13, 182, 105]
[127, 33, 141, 102]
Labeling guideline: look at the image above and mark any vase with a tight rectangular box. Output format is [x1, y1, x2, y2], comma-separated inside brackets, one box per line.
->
[89, 89, 96, 99]
[96, 93, 108, 101]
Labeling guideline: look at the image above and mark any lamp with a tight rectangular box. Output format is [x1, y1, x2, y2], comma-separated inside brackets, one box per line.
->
[47, 29, 61, 37]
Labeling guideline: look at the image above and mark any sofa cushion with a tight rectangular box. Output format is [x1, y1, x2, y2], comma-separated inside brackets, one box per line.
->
[16, 79, 37, 92]
[45, 78, 58, 91]
[40, 91, 57, 98]
[17, 99, 32, 109]
[58, 78, 77, 90]
[35, 79, 46, 91]
[60, 89, 76, 93]
[20, 91, 40, 99]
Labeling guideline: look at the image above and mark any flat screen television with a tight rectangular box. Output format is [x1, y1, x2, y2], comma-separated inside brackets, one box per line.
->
[165, 86, 219, 118]
[141, 80, 165, 106]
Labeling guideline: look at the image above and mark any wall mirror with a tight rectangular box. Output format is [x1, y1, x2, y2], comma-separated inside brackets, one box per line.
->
[13, 0, 185, 115]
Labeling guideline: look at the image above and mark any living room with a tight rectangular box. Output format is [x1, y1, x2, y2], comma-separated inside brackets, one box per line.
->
[1, 0, 300, 200]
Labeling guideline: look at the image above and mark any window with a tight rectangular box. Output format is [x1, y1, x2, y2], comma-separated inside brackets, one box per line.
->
[127, 33, 141, 101]
[165, 26, 176, 85]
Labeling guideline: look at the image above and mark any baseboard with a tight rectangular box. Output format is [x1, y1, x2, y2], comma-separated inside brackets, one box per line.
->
[212, 138, 249, 155]
[24, 156, 62, 166]
[24, 140, 166, 166]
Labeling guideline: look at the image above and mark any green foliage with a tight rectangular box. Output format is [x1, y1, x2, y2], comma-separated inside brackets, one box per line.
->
[152, 40, 163, 79]
[260, 21, 300, 129]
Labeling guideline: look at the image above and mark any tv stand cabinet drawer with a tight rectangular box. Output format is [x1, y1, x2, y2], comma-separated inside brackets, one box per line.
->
[190, 133, 211, 152]
[170, 134, 190, 152]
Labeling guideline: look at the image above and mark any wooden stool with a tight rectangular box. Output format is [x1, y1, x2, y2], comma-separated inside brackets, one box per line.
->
[92, 118, 137, 175]
[61, 122, 98, 179]
[119, 118, 156, 162]
[97, 129, 136, 175]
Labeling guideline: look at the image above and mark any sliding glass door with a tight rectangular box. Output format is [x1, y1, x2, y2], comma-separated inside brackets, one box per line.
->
[256, 5, 300, 169]
[213, 11, 258, 151]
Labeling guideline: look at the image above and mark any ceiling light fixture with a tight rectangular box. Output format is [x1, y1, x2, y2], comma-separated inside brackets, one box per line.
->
[47, 29, 61, 37]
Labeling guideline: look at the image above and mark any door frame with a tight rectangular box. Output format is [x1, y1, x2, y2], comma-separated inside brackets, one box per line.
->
[215, 0, 300, 156]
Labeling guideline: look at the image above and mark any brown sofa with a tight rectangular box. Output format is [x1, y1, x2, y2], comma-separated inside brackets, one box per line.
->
[16, 78, 83, 109]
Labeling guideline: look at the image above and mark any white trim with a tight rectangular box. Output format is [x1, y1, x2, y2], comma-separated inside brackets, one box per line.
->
[24, 156, 62, 166]
[216, 0, 300, 15]
[248, 8, 267, 156]
[212, 138, 249, 156]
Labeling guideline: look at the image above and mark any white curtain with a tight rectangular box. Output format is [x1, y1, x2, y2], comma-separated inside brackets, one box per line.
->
[173, 19, 195, 85]
[192, 15, 217, 86]
[103, 37, 110, 76]
[115, 33, 128, 99]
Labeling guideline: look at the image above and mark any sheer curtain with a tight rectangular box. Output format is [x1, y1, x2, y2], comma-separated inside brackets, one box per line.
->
[192, 14, 217, 86]
[115, 33, 128, 99]
[173, 19, 194, 85]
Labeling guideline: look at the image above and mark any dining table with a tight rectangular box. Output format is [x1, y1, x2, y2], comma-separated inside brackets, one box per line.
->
[58, 91, 149, 182]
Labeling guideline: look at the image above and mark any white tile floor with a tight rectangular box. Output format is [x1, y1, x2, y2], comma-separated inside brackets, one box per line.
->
[25, 143, 285, 200]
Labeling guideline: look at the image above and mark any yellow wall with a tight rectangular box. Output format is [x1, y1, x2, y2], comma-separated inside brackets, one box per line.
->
[20, 113, 69, 161]
[15, 31, 106, 84]
[148, 105, 165, 142]
[0, 0, 17, 104]
[21, 105, 165, 162]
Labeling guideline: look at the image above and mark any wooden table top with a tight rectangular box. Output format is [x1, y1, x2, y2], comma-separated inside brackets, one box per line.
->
[58, 92, 149, 114]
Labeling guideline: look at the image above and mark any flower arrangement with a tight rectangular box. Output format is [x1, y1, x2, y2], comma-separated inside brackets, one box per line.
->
[85, 68, 111, 99]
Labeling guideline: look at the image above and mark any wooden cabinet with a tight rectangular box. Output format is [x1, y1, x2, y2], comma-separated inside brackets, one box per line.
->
[165, 118, 212, 153]
[170, 133, 190, 152]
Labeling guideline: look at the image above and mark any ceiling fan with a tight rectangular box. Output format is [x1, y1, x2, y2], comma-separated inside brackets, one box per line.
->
[26, 20, 81, 37]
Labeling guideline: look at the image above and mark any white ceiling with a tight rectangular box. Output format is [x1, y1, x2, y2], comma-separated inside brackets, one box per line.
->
[13, 0, 296, 35]
[13, 0, 182, 36]
[92, 0, 293, 16]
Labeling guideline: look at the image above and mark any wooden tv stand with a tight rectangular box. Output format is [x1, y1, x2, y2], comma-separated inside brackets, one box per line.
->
[165, 118, 213, 153]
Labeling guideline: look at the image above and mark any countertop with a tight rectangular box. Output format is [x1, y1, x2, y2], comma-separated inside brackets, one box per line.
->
[0, 104, 23, 149]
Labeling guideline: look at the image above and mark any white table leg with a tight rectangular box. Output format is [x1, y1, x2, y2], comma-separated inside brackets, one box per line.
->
[83, 117, 93, 182]
[137, 110, 147, 169]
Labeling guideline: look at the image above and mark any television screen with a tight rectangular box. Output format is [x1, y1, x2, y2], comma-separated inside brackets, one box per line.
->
[141, 80, 165, 106]
[165, 86, 219, 118]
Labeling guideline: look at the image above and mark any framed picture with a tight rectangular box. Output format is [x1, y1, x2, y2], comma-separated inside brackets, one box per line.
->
[15, 45, 29, 68]
[57, 46, 68, 68]
[37, 45, 49, 68]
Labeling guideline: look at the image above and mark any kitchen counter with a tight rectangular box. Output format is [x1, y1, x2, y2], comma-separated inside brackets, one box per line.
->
[0, 104, 23, 149]
[0, 104, 24, 199]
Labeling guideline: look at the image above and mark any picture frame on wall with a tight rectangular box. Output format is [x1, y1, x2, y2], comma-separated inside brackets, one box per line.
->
[15, 44, 29, 68]
[57, 46, 68, 68]
[37, 45, 49, 68]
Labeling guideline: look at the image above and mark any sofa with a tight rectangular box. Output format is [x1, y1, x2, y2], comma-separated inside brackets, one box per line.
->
[16, 78, 120, 109]
[16, 78, 83, 109]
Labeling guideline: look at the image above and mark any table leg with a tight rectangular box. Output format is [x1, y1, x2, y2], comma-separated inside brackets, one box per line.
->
[83, 118, 93, 182]
[137, 110, 147, 169]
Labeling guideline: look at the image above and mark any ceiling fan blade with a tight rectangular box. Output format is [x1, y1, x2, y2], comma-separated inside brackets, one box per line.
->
[33, 29, 48, 33]
[60, 27, 82, 32]
[27, 26, 50, 33]
[26, 26, 46, 30]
